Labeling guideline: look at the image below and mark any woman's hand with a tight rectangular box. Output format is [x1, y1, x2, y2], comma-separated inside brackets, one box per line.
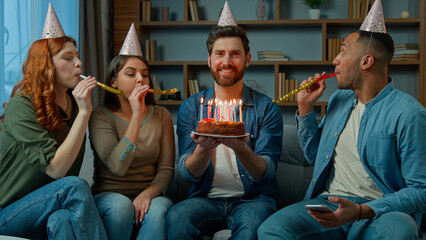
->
[133, 193, 152, 225]
[129, 85, 150, 120]
[72, 75, 97, 115]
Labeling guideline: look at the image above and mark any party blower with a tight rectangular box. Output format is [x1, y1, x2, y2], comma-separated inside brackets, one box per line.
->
[273, 73, 336, 103]
[79, 75, 178, 96]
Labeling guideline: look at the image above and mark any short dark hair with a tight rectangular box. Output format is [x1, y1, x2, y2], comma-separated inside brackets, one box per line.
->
[103, 55, 155, 111]
[355, 30, 394, 65]
[206, 25, 250, 55]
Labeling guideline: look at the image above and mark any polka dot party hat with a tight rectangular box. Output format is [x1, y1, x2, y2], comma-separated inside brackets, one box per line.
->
[119, 23, 143, 56]
[359, 0, 386, 33]
[218, 1, 237, 26]
[41, 2, 65, 39]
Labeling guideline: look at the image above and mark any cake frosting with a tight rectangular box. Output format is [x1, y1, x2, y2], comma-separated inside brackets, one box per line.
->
[196, 119, 245, 136]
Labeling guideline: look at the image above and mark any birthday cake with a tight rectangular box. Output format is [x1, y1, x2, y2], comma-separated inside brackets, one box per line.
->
[196, 119, 245, 136]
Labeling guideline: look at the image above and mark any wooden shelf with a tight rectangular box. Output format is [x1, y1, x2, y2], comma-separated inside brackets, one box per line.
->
[140, 18, 421, 28]
[150, 60, 420, 66]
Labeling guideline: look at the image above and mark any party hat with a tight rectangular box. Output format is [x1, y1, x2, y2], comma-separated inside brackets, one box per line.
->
[41, 3, 65, 39]
[218, 1, 237, 26]
[359, 0, 386, 33]
[119, 23, 143, 56]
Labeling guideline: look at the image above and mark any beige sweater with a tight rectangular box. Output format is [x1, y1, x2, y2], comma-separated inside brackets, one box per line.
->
[89, 105, 175, 198]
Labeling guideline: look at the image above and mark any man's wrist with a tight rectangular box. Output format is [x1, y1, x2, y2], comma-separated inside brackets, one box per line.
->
[298, 103, 314, 116]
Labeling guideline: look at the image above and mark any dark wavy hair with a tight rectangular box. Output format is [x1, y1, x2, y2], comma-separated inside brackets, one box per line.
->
[206, 25, 250, 55]
[0, 36, 76, 131]
[103, 55, 155, 111]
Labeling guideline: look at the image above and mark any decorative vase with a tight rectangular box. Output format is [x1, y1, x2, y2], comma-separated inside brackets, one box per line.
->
[309, 9, 321, 19]
[152, 75, 161, 101]
[256, 0, 266, 20]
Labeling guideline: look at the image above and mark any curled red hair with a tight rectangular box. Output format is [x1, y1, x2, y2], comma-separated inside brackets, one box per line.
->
[0, 36, 77, 131]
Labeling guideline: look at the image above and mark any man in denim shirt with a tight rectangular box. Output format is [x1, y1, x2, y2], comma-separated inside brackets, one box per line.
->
[259, 22, 426, 240]
[167, 23, 283, 240]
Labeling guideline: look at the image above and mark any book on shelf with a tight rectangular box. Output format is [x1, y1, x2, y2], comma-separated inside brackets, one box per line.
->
[145, 40, 150, 61]
[142, 0, 151, 22]
[352, 0, 372, 19]
[258, 57, 289, 61]
[394, 43, 418, 50]
[351, 0, 357, 19]
[188, 0, 199, 21]
[392, 54, 419, 60]
[363, 0, 371, 18]
[292, 79, 299, 102]
[145, 40, 156, 61]
[150, 40, 156, 61]
[327, 38, 344, 60]
[258, 50, 286, 60]
[193, 79, 200, 93]
[327, 38, 332, 61]
[258, 53, 285, 58]
[257, 51, 283, 55]
[278, 72, 286, 98]
[192, 0, 199, 21]
[188, 0, 195, 21]
[188, 79, 200, 96]
[360, 0, 366, 19]
[258, 55, 286, 59]
[188, 80, 195, 96]
[394, 49, 419, 55]
[289, 79, 294, 102]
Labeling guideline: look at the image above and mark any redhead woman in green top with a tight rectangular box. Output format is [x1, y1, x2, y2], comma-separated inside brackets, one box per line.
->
[0, 7, 107, 238]
[89, 53, 175, 240]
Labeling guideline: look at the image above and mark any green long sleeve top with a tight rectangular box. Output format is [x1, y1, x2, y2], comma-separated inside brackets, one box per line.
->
[0, 94, 85, 208]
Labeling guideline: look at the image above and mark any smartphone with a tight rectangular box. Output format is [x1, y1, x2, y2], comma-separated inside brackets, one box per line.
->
[304, 204, 333, 213]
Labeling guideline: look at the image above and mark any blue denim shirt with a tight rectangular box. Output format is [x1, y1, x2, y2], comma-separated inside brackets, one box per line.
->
[296, 82, 426, 227]
[177, 85, 283, 209]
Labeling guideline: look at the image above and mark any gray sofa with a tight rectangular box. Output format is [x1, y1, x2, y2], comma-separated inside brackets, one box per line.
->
[0, 124, 424, 239]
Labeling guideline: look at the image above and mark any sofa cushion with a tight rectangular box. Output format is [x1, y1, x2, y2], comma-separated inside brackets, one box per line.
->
[276, 124, 313, 208]
[281, 124, 310, 167]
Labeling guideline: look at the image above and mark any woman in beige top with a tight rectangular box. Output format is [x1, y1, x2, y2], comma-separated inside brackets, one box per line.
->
[89, 55, 174, 240]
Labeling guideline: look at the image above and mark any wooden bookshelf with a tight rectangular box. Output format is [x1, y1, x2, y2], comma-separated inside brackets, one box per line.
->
[114, 0, 425, 119]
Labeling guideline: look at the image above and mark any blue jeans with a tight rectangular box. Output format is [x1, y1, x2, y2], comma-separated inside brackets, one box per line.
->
[94, 192, 173, 240]
[0, 176, 107, 240]
[167, 197, 275, 240]
[258, 195, 419, 240]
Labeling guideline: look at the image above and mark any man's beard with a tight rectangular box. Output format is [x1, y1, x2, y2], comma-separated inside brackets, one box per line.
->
[211, 65, 245, 87]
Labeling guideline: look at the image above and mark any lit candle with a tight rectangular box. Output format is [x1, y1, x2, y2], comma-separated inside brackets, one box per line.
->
[214, 98, 217, 121]
[228, 101, 231, 122]
[239, 99, 243, 122]
[200, 97, 204, 121]
[218, 101, 222, 122]
[233, 99, 237, 121]
[224, 100, 228, 121]
[207, 100, 212, 119]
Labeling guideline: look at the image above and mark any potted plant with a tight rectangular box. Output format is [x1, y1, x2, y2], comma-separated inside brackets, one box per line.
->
[302, 0, 327, 19]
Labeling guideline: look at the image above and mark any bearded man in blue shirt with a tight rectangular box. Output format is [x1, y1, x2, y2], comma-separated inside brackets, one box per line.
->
[167, 2, 283, 239]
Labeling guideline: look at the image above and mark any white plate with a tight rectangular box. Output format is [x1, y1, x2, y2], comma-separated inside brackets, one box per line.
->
[192, 131, 250, 138]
